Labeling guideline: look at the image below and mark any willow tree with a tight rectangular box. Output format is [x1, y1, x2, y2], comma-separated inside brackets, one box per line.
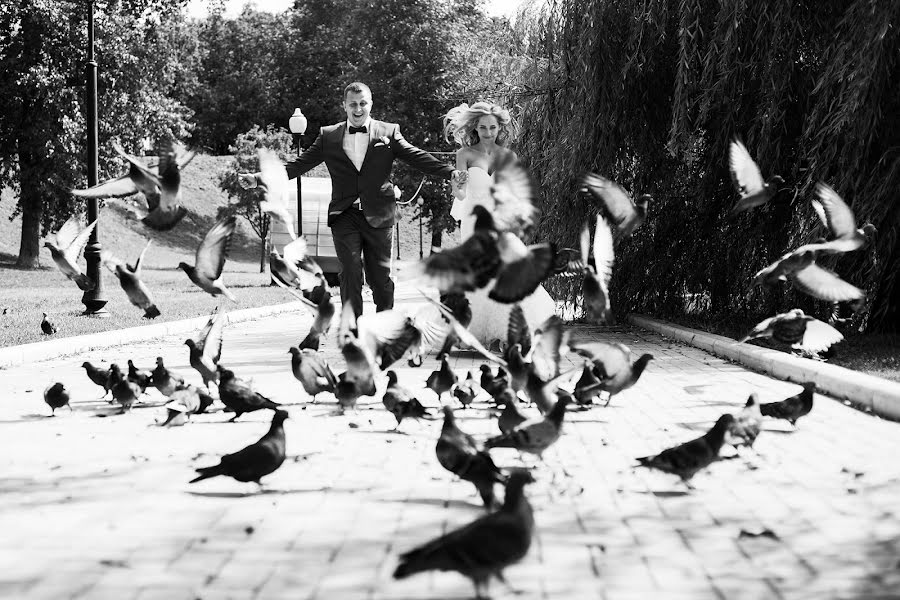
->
[511, 0, 900, 331]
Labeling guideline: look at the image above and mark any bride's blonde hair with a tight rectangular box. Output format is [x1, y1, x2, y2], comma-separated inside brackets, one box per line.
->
[443, 102, 518, 147]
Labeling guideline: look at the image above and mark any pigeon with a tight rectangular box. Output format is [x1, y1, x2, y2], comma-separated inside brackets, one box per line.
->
[272, 277, 335, 351]
[569, 341, 653, 406]
[393, 469, 535, 599]
[150, 357, 185, 398]
[752, 247, 865, 305]
[216, 365, 280, 422]
[178, 216, 237, 301]
[44, 217, 98, 291]
[289, 346, 337, 401]
[520, 315, 572, 414]
[727, 139, 784, 217]
[190, 409, 289, 485]
[739, 309, 844, 355]
[40, 313, 57, 335]
[436, 406, 507, 510]
[506, 304, 532, 358]
[101, 239, 160, 318]
[452, 371, 480, 409]
[435, 292, 472, 359]
[811, 182, 877, 254]
[159, 384, 212, 426]
[44, 382, 71, 415]
[426, 356, 458, 401]
[383, 371, 431, 429]
[726, 393, 763, 448]
[497, 391, 529, 434]
[108, 364, 141, 412]
[82, 361, 113, 398]
[636, 414, 736, 486]
[257, 149, 296, 240]
[123, 141, 194, 231]
[421, 293, 508, 366]
[759, 383, 815, 426]
[579, 213, 615, 322]
[270, 238, 322, 290]
[334, 302, 377, 411]
[506, 343, 529, 394]
[573, 363, 603, 405]
[358, 308, 444, 369]
[73, 142, 195, 230]
[185, 307, 226, 389]
[126, 359, 153, 393]
[580, 172, 650, 237]
[480, 364, 509, 398]
[485, 393, 571, 458]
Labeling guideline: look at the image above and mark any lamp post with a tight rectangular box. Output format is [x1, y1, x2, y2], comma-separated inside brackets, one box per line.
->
[288, 108, 308, 237]
[81, 0, 107, 317]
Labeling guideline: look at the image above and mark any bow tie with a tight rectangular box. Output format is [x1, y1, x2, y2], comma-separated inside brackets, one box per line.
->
[348, 125, 367, 134]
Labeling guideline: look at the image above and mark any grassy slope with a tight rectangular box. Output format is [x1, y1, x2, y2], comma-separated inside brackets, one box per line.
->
[0, 155, 447, 347]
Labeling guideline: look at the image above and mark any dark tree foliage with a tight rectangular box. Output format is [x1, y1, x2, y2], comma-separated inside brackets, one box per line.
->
[509, 0, 900, 332]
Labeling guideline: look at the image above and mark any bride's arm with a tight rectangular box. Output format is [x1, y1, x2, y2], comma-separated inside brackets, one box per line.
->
[452, 149, 467, 200]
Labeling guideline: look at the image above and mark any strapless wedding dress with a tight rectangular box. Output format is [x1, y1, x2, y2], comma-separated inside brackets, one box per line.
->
[450, 166, 557, 347]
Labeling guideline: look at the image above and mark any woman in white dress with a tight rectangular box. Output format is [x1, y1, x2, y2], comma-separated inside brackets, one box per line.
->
[442, 102, 557, 348]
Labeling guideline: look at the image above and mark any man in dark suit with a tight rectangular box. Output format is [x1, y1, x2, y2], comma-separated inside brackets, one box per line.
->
[240, 82, 465, 317]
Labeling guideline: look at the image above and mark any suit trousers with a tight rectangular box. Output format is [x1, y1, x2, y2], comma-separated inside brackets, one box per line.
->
[330, 206, 394, 318]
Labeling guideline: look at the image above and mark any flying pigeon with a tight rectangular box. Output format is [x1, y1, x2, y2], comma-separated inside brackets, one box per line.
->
[44, 217, 97, 291]
[178, 216, 237, 301]
[811, 182, 877, 254]
[580, 172, 650, 237]
[739, 309, 844, 355]
[185, 307, 226, 389]
[256, 148, 296, 240]
[727, 139, 784, 217]
[101, 239, 160, 318]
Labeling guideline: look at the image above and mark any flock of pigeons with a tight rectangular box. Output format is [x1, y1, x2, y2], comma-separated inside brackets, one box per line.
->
[34, 136, 861, 599]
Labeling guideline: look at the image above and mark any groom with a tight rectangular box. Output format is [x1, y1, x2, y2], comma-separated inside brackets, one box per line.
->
[240, 82, 464, 318]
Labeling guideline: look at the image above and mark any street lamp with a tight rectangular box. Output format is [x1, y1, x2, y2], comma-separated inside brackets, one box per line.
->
[81, 0, 107, 317]
[288, 108, 308, 237]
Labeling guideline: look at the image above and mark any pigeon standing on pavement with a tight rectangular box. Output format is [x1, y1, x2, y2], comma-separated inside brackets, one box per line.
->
[216, 365, 280, 422]
[636, 414, 735, 487]
[334, 302, 377, 412]
[726, 393, 763, 448]
[573, 363, 603, 405]
[759, 383, 815, 426]
[150, 357, 185, 398]
[738, 309, 844, 356]
[383, 371, 431, 429]
[40, 313, 57, 335]
[127, 360, 153, 394]
[289, 346, 337, 401]
[101, 239, 160, 319]
[178, 216, 237, 302]
[44, 382, 71, 415]
[485, 393, 571, 458]
[452, 371, 480, 409]
[580, 172, 650, 238]
[393, 469, 536, 600]
[569, 341, 653, 406]
[497, 391, 529, 434]
[190, 409, 289, 486]
[44, 217, 98, 291]
[436, 406, 507, 510]
[185, 307, 226, 389]
[82, 361, 113, 398]
[426, 356, 458, 401]
[726, 139, 784, 218]
[480, 364, 509, 398]
[159, 384, 212, 427]
[109, 364, 141, 412]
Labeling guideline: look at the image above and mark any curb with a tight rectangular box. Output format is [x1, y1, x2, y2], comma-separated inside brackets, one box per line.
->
[0, 301, 306, 369]
[627, 313, 900, 420]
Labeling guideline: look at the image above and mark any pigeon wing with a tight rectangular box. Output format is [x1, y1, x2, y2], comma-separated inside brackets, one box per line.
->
[798, 318, 844, 354]
[71, 175, 138, 199]
[507, 304, 531, 357]
[530, 315, 568, 381]
[421, 294, 507, 367]
[790, 264, 865, 302]
[258, 148, 295, 240]
[194, 216, 236, 280]
[54, 217, 82, 250]
[814, 182, 856, 239]
[728, 139, 765, 196]
[593, 213, 615, 286]
[131, 239, 152, 275]
[570, 341, 630, 377]
[201, 309, 226, 364]
[66, 219, 98, 262]
[581, 173, 637, 230]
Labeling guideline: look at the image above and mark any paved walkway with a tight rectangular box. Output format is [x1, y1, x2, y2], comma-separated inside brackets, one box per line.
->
[1, 288, 899, 600]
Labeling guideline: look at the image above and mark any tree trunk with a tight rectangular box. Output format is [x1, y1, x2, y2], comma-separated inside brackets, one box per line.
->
[16, 150, 43, 269]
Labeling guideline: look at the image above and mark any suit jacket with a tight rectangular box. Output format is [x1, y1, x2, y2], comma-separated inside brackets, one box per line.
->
[285, 120, 454, 228]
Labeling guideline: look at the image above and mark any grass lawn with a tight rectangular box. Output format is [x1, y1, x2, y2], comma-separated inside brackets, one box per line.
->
[0, 154, 452, 348]
[666, 313, 900, 384]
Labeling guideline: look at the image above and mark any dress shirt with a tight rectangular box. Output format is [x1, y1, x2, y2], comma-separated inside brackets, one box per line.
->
[343, 118, 372, 172]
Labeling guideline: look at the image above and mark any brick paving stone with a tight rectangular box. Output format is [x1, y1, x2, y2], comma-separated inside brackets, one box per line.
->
[1, 289, 899, 599]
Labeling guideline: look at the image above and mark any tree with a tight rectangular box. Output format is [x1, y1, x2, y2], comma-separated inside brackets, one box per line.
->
[0, 1, 194, 268]
[218, 124, 294, 272]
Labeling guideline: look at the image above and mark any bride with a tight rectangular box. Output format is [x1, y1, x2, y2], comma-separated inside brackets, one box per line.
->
[441, 101, 557, 348]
